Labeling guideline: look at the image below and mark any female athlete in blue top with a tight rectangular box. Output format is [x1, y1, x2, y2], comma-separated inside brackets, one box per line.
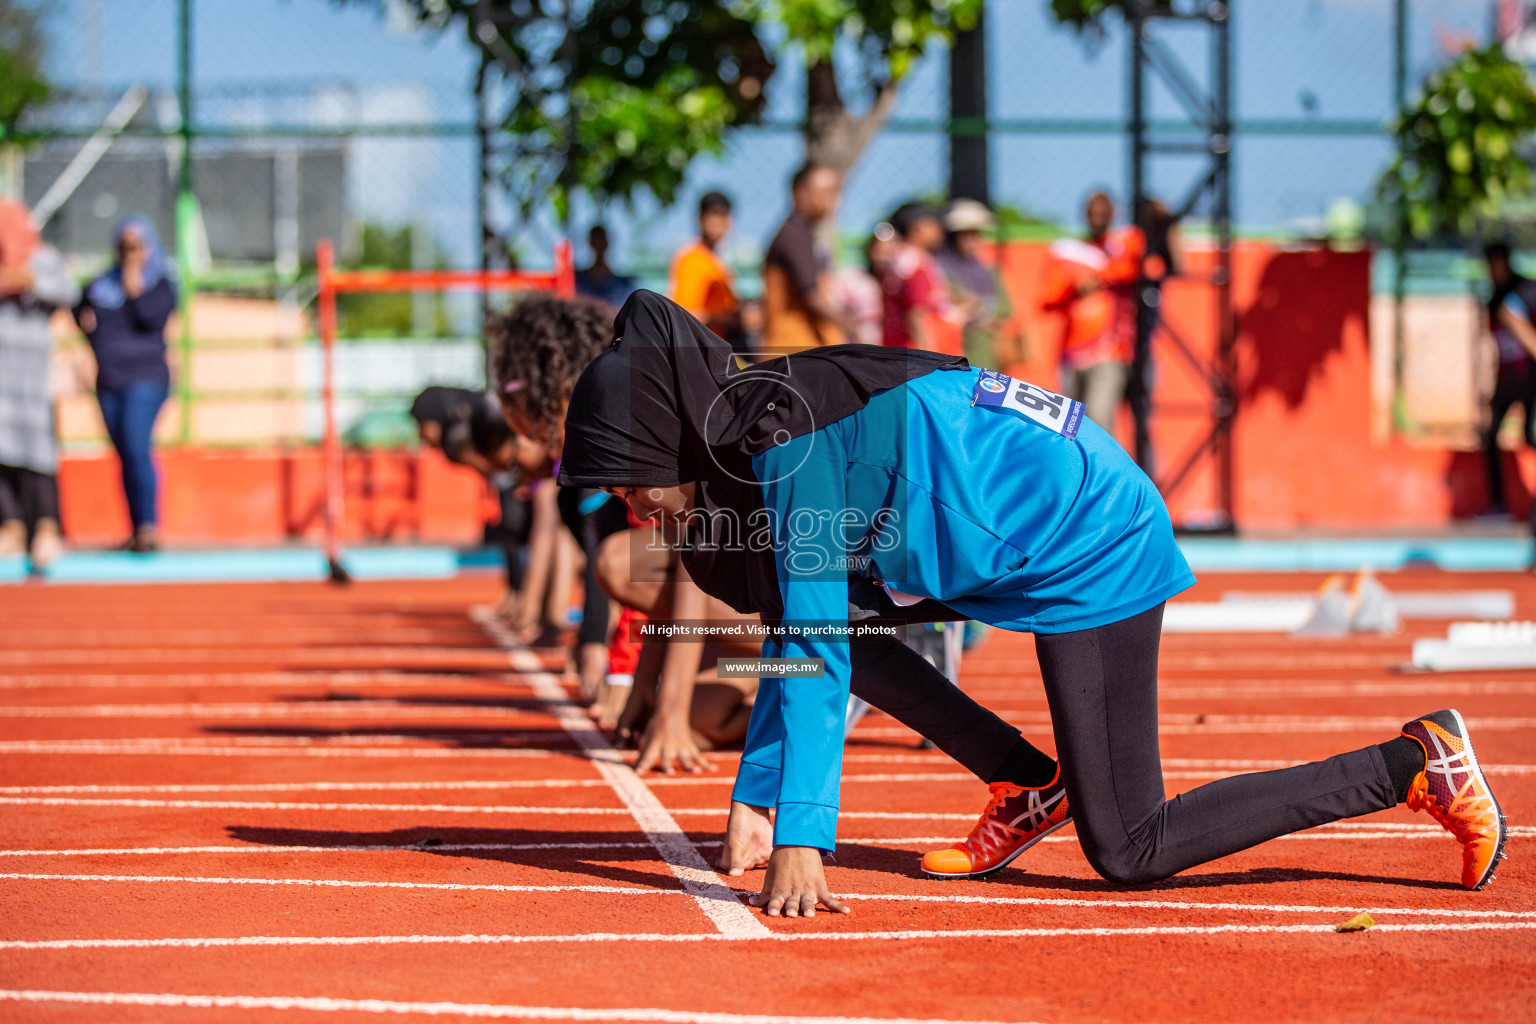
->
[556, 290, 1506, 917]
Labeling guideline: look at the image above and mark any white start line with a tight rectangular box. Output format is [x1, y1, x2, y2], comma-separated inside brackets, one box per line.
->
[470, 607, 770, 940]
[0, 990, 1049, 1024]
[1, 920, 1535, 955]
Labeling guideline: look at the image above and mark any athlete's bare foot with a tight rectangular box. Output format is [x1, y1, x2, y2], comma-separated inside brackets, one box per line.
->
[590, 679, 632, 730]
[577, 642, 606, 703]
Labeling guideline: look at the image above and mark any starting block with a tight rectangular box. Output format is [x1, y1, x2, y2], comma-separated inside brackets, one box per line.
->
[1412, 621, 1536, 672]
[1163, 572, 1514, 636]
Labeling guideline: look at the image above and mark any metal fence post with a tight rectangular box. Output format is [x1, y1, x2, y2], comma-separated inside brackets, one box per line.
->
[175, 0, 196, 443]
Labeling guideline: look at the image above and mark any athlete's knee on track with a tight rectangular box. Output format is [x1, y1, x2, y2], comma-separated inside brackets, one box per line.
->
[1075, 818, 1171, 887]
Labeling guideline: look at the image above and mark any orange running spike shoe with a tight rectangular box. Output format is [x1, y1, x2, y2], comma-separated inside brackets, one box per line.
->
[1400, 709, 1508, 890]
[921, 770, 1070, 879]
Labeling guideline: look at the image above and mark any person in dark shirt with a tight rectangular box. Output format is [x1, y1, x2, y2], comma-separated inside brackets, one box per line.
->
[574, 225, 637, 311]
[1481, 242, 1536, 516]
[74, 216, 177, 553]
[762, 162, 859, 349]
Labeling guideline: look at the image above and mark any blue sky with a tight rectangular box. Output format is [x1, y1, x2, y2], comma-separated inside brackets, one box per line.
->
[36, 0, 1492, 272]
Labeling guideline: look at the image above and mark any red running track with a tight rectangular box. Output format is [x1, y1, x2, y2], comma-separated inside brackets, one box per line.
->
[0, 571, 1531, 1023]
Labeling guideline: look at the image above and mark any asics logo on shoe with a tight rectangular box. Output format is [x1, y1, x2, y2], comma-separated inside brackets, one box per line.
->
[1006, 786, 1067, 834]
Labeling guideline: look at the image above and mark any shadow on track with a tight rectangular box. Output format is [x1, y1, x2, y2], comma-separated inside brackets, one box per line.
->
[203, 723, 585, 750]
[224, 824, 719, 891]
[834, 843, 1465, 892]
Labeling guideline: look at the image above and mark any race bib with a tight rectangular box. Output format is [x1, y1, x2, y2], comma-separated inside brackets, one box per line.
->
[971, 370, 1084, 439]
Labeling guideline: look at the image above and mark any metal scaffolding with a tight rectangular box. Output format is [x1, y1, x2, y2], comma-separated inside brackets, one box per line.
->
[1128, 0, 1235, 533]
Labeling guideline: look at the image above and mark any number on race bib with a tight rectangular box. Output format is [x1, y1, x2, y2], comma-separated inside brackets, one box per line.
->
[971, 370, 1085, 439]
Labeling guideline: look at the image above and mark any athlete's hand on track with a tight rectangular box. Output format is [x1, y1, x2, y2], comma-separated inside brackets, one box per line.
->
[610, 686, 648, 749]
[752, 846, 850, 919]
[634, 709, 711, 775]
[717, 801, 774, 875]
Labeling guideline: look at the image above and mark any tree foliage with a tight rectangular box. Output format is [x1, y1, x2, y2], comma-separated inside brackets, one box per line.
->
[355, 0, 770, 218]
[1047, 0, 1127, 32]
[352, 0, 979, 216]
[0, 0, 50, 131]
[765, 0, 982, 178]
[1380, 44, 1536, 239]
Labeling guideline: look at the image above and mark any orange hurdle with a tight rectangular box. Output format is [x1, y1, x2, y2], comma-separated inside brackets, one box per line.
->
[313, 239, 576, 582]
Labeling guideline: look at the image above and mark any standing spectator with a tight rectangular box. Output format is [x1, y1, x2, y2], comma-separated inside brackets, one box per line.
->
[762, 162, 858, 349]
[574, 224, 636, 310]
[935, 199, 1019, 370]
[1039, 191, 1145, 431]
[0, 201, 79, 570]
[74, 216, 175, 554]
[881, 203, 965, 353]
[669, 191, 742, 347]
[1480, 242, 1536, 516]
[830, 223, 896, 345]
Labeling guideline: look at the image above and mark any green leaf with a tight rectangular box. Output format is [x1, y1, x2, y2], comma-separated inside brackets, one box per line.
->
[1377, 44, 1536, 239]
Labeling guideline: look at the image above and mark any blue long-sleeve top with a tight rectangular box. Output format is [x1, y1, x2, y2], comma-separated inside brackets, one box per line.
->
[729, 366, 1195, 852]
[75, 278, 177, 391]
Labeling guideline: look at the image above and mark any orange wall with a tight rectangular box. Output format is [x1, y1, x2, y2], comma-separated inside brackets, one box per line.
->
[58, 240, 1520, 544]
[992, 240, 1524, 532]
[60, 448, 498, 546]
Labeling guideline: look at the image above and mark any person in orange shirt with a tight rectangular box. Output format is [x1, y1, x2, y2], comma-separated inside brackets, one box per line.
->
[1039, 191, 1145, 431]
[669, 192, 743, 348]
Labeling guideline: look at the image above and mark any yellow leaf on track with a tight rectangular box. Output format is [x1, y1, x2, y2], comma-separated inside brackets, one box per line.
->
[1336, 912, 1376, 933]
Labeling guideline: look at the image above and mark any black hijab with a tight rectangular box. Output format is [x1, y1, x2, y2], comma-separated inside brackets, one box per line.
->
[559, 289, 965, 617]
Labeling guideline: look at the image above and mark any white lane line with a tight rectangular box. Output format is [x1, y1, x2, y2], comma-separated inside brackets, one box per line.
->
[0, 673, 531, 691]
[833, 893, 1536, 918]
[0, 773, 975, 795]
[949, 714, 1536, 735]
[0, 798, 646, 814]
[0, 703, 547, 720]
[0, 647, 519, 665]
[0, 742, 575, 759]
[3, 796, 1530, 832]
[0, 781, 620, 795]
[962, 681, 1536, 700]
[0, 797, 972, 819]
[0, 990, 1042, 1024]
[11, 762, 1536, 796]
[4, 824, 1529, 858]
[473, 608, 769, 940]
[1, 874, 1526, 922]
[0, 842, 665, 857]
[0, 872, 680, 895]
[0, 628, 478, 645]
[2, 921, 1534, 956]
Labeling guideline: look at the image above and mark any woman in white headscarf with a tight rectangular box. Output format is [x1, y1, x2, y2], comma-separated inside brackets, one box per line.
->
[0, 200, 80, 569]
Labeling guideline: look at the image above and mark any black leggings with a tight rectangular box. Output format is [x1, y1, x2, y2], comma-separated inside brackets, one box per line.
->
[1483, 359, 1536, 509]
[557, 488, 631, 647]
[849, 603, 1398, 885]
[0, 464, 60, 531]
[495, 486, 533, 591]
